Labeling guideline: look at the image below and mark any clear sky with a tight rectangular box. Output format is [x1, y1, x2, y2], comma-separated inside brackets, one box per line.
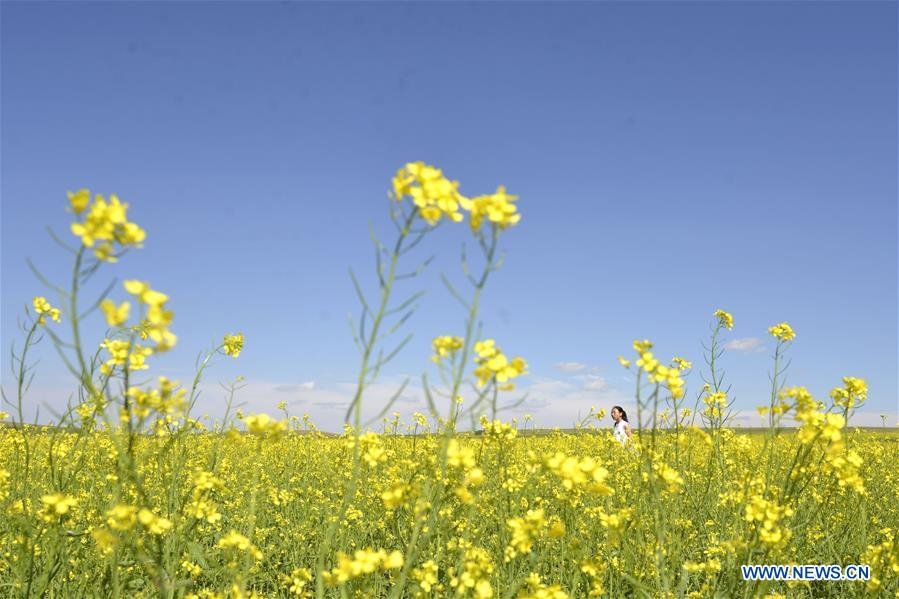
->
[2, 2, 896, 431]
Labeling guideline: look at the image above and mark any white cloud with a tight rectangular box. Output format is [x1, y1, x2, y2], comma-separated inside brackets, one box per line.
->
[723, 337, 766, 353]
[553, 362, 587, 373]
[273, 381, 316, 393]
[582, 376, 608, 391]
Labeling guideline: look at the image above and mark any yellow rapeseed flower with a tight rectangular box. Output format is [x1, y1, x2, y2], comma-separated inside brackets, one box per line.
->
[91, 528, 118, 555]
[67, 188, 90, 214]
[671, 357, 692, 371]
[33, 296, 62, 326]
[99, 339, 153, 375]
[473, 339, 527, 389]
[744, 495, 793, 547]
[463, 185, 521, 232]
[138, 508, 173, 534]
[432, 335, 463, 362]
[413, 560, 439, 593]
[123, 280, 176, 351]
[714, 309, 734, 330]
[69, 192, 146, 262]
[768, 322, 795, 342]
[223, 333, 244, 357]
[100, 299, 130, 327]
[392, 162, 468, 225]
[635, 351, 658, 374]
[217, 530, 263, 560]
[322, 548, 403, 585]
[39, 493, 77, 523]
[830, 376, 868, 408]
[280, 567, 312, 597]
[505, 508, 547, 561]
[106, 504, 138, 531]
[244, 413, 287, 437]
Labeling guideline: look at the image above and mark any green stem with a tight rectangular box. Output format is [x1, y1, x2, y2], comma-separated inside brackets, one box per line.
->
[315, 207, 418, 598]
[387, 226, 499, 599]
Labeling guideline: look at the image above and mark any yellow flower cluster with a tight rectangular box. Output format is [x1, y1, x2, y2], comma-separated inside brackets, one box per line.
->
[216, 530, 263, 561]
[126, 377, 187, 419]
[392, 162, 467, 225]
[431, 335, 463, 362]
[100, 299, 130, 327]
[447, 438, 477, 469]
[671, 357, 692, 371]
[861, 529, 899, 593]
[181, 559, 203, 578]
[38, 493, 77, 523]
[830, 376, 868, 409]
[91, 528, 118, 555]
[223, 333, 244, 357]
[32, 296, 62, 326]
[650, 364, 686, 399]
[391, 162, 521, 231]
[447, 540, 495, 598]
[479, 416, 519, 442]
[0, 469, 9, 501]
[100, 338, 153, 375]
[69, 190, 146, 262]
[702, 388, 728, 420]
[321, 548, 403, 585]
[777, 386, 821, 440]
[714, 309, 734, 330]
[412, 560, 439, 595]
[744, 494, 794, 547]
[464, 186, 521, 232]
[768, 322, 795, 342]
[826, 446, 865, 494]
[124, 280, 177, 351]
[632, 340, 686, 399]
[279, 567, 313, 597]
[381, 482, 413, 510]
[776, 385, 866, 493]
[543, 452, 613, 495]
[188, 470, 224, 524]
[444, 439, 484, 503]
[243, 413, 287, 437]
[599, 507, 633, 547]
[106, 504, 138, 530]
[519, 573, 569, 599]
[651, 461, 684, 494]
[505, 508, 548, 561]
[473, 339, 527, 390]
[579, 558, 608, 597]
[138, 508, 173, 535]
[346, 431, 388, 467]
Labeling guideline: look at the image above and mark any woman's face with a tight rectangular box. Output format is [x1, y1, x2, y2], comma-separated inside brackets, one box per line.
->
[611, 409, 621, 422]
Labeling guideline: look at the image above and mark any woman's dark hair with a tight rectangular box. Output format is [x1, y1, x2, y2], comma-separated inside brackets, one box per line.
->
[611, 406, 629, 422]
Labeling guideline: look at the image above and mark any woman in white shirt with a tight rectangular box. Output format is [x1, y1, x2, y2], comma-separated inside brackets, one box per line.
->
[611, 406, 633, 444]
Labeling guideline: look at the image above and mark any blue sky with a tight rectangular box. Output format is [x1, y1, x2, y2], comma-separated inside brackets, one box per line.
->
[2, 2, 896, 431]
